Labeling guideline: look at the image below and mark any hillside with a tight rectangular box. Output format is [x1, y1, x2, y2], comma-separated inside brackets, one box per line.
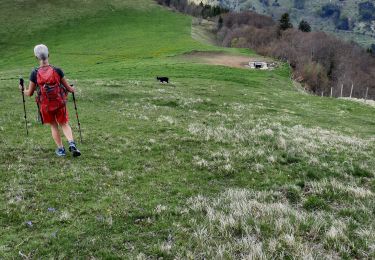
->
[190, 0, 375, 47]
[0, 0, 374, 258]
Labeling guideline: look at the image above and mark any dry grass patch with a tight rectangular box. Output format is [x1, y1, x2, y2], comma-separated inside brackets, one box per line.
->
[178, 188, 375, 259]
[188, 120, 375, 177]
[182, 51, 273, 69]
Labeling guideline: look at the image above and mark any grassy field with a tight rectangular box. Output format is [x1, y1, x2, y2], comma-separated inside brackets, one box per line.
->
[0, 0, 374, 258]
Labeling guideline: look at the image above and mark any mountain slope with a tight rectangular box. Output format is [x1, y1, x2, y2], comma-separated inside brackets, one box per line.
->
[0, 0, 374, 258]
[190, 0, 375, 47]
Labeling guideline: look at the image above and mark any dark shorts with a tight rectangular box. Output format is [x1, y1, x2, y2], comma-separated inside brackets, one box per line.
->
[41, 106, 69, 125]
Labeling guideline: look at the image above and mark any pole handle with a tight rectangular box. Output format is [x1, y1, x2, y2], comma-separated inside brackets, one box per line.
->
[19, 78, 24, 91]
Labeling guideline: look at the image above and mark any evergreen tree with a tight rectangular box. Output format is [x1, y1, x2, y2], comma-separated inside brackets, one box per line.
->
[298, 20, 311, 32]
[279, 13, 293, 31]
[218, 16, 223, 29]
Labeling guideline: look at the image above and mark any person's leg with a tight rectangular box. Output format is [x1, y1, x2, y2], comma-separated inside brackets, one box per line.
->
[60, 123, 74, 142]
[58, 107, 81, 157]
[57, 106, 74, 142]
[51, 122, 63, 147]
[42, 108, 65, 156]
[61, 123, 81, 157]
[51, 121, 66, 156]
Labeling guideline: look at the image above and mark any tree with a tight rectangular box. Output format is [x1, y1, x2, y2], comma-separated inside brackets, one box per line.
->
[320, 4, 341, 18]
[335, 17, 350, 30]
[359, 1, 375, 21]
[298, 20, 311, 32]
[218, 16, 223, 29]
[279, 13, 293, 31]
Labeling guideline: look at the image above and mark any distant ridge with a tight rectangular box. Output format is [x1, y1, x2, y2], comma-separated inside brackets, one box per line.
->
[189, 0, 375, 47]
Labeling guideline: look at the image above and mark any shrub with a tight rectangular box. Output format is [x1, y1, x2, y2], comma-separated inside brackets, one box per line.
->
[335, 17, 350, 30]
[359, 1, 375, 21]
[320, 4, 341, 19]
[302, 62, 330, 92]
[298, 20, 311, 32]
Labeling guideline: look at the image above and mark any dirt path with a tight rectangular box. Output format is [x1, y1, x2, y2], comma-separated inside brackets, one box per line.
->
[182, 51, 273, 69]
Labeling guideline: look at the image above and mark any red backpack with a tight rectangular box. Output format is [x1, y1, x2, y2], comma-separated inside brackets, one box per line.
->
[36, 66, 67, 112]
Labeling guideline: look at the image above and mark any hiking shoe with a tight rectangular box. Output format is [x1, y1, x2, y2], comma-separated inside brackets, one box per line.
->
[55, 147, 66, 157]
[69, 142, 81, 157]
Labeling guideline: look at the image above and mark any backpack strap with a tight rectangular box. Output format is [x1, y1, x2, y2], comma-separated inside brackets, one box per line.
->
[51, 66, 67, 94]
[34, 67, 42, 103]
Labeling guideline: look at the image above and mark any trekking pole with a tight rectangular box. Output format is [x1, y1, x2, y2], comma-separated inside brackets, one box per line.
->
[71, 85, 83, 143]
[19, 78, 29, 136]
[36, 102, 44, 124]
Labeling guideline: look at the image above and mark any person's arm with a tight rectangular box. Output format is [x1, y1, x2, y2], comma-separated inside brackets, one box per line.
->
[19, 81, 36, 96]
[60, 77, 75, 93]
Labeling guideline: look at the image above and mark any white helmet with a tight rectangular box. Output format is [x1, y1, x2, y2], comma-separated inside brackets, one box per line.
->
[34, 44, 49, 60]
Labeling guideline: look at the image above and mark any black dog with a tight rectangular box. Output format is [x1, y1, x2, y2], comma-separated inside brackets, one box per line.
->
[156, 76, 169, 84]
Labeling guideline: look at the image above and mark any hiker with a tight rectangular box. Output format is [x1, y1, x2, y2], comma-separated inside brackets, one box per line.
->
[19, 44, 81, 157]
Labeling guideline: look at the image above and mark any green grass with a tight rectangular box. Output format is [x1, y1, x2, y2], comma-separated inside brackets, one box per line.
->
[0, 0, 374, 258]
